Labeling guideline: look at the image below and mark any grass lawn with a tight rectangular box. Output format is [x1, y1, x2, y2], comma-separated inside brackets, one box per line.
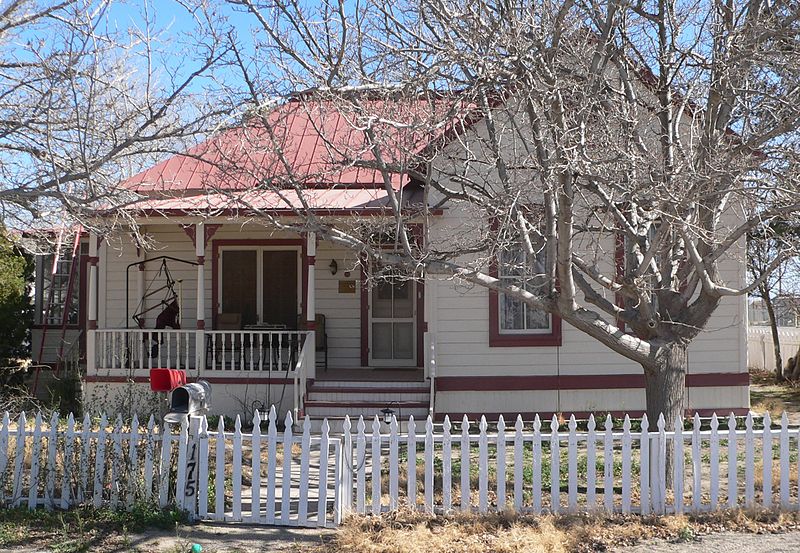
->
[750, 369, 800, 424]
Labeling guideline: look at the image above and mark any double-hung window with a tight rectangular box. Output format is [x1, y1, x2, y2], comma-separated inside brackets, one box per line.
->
[489, 239, 561, 346]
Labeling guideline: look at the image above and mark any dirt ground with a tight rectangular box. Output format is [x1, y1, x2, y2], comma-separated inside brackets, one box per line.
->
[615, 530, 800, 552]
[750, 370, 800, 424]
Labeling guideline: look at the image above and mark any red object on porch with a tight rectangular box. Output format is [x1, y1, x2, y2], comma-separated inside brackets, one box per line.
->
[149, 368, 187, 392]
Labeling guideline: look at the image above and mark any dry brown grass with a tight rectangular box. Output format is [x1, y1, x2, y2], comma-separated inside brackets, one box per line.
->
[307, 509, 800, 553]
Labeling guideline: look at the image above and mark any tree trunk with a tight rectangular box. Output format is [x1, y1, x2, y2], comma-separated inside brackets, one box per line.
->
[643, 342, 688, 489]
[762, 291, 784, 382]
[644, 343, 687, 428]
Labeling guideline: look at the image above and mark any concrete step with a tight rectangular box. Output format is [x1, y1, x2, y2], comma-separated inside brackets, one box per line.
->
[306, 389, 429, 403]
[304, 400, 429, 421]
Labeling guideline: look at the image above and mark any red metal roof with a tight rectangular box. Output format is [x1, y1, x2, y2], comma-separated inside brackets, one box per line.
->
[122, 98, 458, 209]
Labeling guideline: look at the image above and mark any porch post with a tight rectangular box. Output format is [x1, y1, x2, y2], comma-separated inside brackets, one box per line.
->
[305, 232, 316, 379]
[136, 240, 145, 328]
[86, 233, 99, 375]
[195, 222, 206, 373]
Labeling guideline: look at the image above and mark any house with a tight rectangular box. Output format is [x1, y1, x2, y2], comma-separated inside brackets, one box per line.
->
[30, 98, 750, 422]
[749, 295, 800, 328]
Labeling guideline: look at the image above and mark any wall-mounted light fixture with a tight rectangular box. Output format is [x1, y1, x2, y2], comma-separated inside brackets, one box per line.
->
[329, 258, 338, 275]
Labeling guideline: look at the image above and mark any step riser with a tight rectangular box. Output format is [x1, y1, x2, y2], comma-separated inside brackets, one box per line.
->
[305, 406, 430, 420]
[311, 381, 428, 390]
[307, 392, 429, 402]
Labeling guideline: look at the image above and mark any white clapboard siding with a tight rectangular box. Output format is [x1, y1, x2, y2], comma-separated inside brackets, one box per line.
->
[3, 409, 800, 527]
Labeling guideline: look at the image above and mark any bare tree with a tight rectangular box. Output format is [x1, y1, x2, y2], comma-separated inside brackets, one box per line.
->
[152, 0, 800, 427]
[0, 0, 232, 237]
[748, 221, 799, 381]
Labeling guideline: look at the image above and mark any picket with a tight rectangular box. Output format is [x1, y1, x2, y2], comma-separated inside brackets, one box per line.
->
[266, 407, 278, 524]
[389, 416, 399, 510]
[232, 416, 242, 520]
[28, 412, 43, 509]
[356, 416, 366, 513]
[94, 413, 108, 509]
[763, 412, 773, 509]
[495, 416, 506, 511]
[621, 416, 631, 514]
[280, 412, 293, 525]
[143, 415, 155, 503]
[127, 414, 139, 510]
[587, 415, 597, 511]
[6, 409, 800, 528]
[110, 414, 123, 510]
[424, 416, 434, 513]
[460, 416, 470, 511]
[45, 412, 58, 508]
[371, 417, 381, 516]
[407, 416, 416, 508]
[300, 416, 312, 523]
[318, 419, 330, 526]
[214, 417, 225, 520]
[551, 416, 560, 513]
[61, 414, 75, 509]
[479, 416, 489, 513]
[709, 414, 719, 509]
[251, 411, 262, 523]
[532, 415, 542, 513]
[513, 416, 523, 511]
[442, 416, 451, 512]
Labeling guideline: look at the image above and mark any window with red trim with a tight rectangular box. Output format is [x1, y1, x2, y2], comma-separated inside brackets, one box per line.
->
[489, 240, 562, 347]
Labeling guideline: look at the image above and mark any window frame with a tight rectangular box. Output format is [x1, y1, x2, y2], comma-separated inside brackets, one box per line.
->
[488, 225, 562, 348]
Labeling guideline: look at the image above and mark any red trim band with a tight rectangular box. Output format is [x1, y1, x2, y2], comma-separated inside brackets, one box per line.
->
[433, 407, 750, 422]
[435, 372, 749, 392]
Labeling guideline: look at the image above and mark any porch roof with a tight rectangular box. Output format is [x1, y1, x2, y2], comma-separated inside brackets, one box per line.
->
[118, 186, 429, 216]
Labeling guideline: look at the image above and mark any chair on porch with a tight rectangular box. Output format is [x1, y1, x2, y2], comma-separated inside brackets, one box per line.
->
[206, 312, 242, 368]
[315, 313, 328, 371]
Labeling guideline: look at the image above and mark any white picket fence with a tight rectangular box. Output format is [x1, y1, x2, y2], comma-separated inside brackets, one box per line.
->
[748, 326, 800, 372]
[1, 409, 799, 526]
[0, 408, 343, 527]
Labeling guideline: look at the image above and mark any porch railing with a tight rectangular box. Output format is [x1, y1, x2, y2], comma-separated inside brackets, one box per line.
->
[92, 329, 313, 376]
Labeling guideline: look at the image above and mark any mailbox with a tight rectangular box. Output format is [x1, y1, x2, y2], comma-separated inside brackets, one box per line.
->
[164, 380, 212, 423]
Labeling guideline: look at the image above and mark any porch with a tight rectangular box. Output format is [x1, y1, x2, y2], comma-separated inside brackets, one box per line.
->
[83, 224, 434, 421]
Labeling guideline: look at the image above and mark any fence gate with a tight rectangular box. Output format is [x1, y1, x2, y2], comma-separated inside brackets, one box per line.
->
[181, 409, 344, 528]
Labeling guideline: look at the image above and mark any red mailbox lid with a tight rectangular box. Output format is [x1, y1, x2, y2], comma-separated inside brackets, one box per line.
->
[149, 368, 187, 392]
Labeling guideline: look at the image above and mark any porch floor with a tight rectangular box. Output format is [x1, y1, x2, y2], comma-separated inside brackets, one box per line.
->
[315, 368, 424, 382]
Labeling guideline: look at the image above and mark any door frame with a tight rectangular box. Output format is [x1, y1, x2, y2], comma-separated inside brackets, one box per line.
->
[211, 239, 307, 329]
[360, 261, 425, 368]
[367, 271, 417, 367]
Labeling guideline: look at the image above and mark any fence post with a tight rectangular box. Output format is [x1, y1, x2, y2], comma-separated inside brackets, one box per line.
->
[198, 417, 209, 521]
[280, 412, 293, 524]
[656, 414, 666, 515]
[94, 413, 108, 510]
[443, 416, 452, 513]
[28, 412, 43, 510]
[45, 411, 58, 509]
[603, 415, 612, 513]
[110, 414, 123, 510]
[250, 412, 262, 523]
[341, 415, 352, 514]
[407, 416, 416, 510]
[586, 414, 596, 511]
[745, 412, 755, 508]
[356, 416, 366, 513]
[300, 416, 312, 524]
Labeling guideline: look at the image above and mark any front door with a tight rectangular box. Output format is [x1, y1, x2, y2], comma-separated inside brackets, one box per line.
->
[368, 274, 416, 366]
[219, 248, 300, 328]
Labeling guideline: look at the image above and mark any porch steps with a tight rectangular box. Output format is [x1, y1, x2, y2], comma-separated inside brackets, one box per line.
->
[304, 378, 431, 423]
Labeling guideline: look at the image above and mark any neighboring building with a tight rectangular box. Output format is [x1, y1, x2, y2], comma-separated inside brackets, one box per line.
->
[749, 295, 800, 328]
[30, 99, 749, 422]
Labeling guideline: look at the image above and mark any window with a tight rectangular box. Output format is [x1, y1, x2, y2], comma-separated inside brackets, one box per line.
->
[36, 254, 82, 326]
[497, 247, 551, 333]
[489, 241, 561, 347]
